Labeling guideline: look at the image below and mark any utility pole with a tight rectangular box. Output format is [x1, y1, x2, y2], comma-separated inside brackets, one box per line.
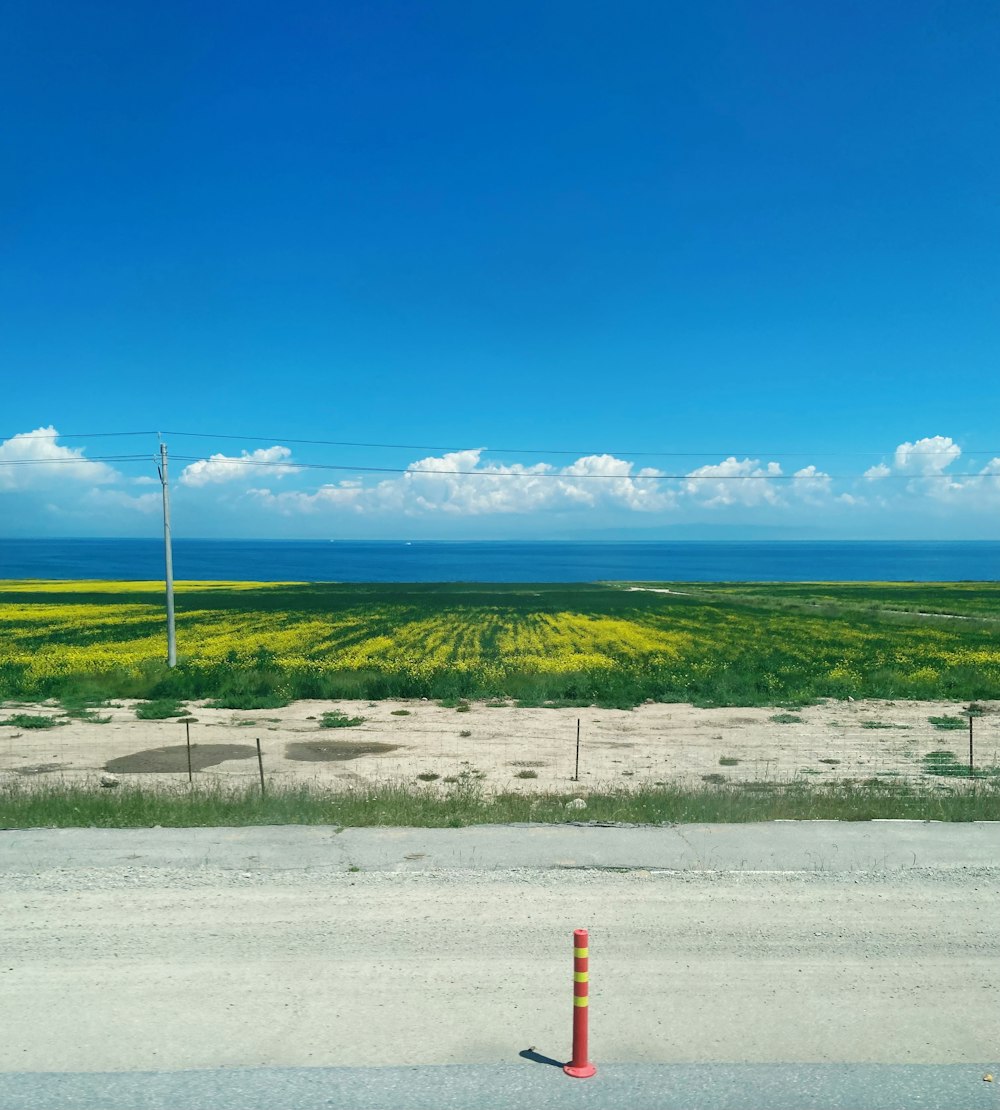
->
[157, 441, 177, 667]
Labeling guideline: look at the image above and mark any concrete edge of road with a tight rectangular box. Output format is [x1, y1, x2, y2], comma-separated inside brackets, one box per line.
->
[3, 821, 1000, 875]
[1, 1063, 998, 1110]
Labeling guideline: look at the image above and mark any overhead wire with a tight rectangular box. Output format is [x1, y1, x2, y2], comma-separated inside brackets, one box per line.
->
[1, 452, 995, 481]
[168, 455, 996, 481]
[161, 430, 998, 460]
[0, 431, 157, 441]
[2, 427, 995, 459]
[0, 455, 152, 467]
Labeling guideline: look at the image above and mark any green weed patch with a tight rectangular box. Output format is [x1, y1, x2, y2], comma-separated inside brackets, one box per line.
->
[320, 711, 366, 729]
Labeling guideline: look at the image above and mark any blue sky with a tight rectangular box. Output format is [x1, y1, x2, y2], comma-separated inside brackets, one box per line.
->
[2, 1, 998, 539]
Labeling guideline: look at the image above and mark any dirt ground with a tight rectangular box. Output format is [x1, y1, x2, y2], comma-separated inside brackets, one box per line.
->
[2, 697, 997, 792]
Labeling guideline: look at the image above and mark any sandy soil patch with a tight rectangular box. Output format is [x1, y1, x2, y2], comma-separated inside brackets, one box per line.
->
[2, 697, 997, 793]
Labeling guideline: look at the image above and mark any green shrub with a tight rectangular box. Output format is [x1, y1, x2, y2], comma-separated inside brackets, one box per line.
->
[204, 694, 288, 710]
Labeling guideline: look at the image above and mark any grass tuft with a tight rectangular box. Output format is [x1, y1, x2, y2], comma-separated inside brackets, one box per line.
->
[2, 713, 62, 729]
[135, 699, 186, 720]
[928, 715, 967, 731]
[922, 750, 975, 778]
[320, 711, 366, 729]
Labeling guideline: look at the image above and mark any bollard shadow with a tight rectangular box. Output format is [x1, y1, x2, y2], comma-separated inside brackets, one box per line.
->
[519, 1048, 565, 1069]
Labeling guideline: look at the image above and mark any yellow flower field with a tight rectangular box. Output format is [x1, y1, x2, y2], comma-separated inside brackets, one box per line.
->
[2, 579, 999, 706]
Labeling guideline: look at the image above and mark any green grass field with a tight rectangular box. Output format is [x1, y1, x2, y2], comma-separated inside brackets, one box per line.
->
[2, 579, 1000, 708]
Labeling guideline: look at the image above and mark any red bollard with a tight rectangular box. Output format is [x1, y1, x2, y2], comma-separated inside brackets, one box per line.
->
[564, 927, 596, 1078]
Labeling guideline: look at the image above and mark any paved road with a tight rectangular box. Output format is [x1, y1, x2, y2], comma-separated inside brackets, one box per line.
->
[1, 823, 998, 1109]
[4, 819, 1000, 873]
[2, 1064, 998, 1110]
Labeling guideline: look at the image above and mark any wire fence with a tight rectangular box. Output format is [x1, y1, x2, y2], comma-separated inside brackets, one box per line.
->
[3, 702, 998, 792]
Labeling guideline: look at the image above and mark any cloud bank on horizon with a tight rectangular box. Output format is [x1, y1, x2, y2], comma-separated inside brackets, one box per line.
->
[2, 426, 999, 537]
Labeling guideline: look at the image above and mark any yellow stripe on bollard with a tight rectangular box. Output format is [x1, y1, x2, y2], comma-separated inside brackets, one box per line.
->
[574, 971, 589, 982]
[574, 947, 588, 958]
[573, 996, 589, 1007]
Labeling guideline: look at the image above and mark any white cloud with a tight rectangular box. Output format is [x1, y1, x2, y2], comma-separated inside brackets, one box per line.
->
[250, 449, 674, 516]
[858, 436, 967, 502]
[179, 446, 295, 487]
[889, 435, 963, 499]
[894, 435, 961, 475]
[248, 482, 366, 515]
[789, 465, 834, 504]
[972, 458, 1000, 501]
[0, 427, 120, 491]
[682, 457, 785, 508]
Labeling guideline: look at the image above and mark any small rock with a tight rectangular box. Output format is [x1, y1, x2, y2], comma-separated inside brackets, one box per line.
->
[99, 773, 119, 789]
[566, 798, 587, 811]
[984, 1074, 993, 1083]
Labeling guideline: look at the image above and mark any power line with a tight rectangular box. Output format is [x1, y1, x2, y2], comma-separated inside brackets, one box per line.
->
[162, 430, 997, 460]
[2, 454, 995, 480]
[2, 452, 995, 482]
[0, 431, 156, 441]
[167, 429, 830, 457]
[2, 427, 993, 460]
[168, 455, 997, 481]
[0, 455, 151, 466]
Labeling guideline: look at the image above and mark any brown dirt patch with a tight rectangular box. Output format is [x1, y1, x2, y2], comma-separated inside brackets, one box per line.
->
[14, 763, 67, 776]
[285, 740, 399, 762]
[105, 744, 258, 774]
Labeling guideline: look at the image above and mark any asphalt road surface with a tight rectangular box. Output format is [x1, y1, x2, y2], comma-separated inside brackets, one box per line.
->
[1, 823, 998, 1109]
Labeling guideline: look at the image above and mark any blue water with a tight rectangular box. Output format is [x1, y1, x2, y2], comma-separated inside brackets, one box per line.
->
[1, 538, 998, 582]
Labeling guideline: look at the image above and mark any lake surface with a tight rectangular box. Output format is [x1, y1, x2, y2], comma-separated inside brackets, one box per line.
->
[1, 538, 998, 582]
